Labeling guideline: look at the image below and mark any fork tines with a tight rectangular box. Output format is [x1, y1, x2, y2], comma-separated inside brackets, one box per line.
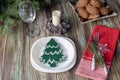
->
[92, 32, 99, 44]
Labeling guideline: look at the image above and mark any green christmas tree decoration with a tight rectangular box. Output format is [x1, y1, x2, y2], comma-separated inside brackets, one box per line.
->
[39, 38, 66, 67]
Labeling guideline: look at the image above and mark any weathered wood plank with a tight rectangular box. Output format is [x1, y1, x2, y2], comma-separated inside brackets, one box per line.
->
[0, 0, 120, 80]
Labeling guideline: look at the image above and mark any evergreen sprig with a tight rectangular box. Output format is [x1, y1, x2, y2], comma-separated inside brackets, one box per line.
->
[0, 0, 21, 35]
[0, 0, 53, 35]
[22, 0, 53, 11]
[88, 41, 104, 66]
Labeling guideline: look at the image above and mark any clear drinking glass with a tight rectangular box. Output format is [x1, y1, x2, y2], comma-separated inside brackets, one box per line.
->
[19, 1, 40, 37]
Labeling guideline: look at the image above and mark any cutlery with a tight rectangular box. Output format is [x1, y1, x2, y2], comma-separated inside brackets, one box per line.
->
[91, 54, 95, 71]
[91, 32, 99, 71]
[92, 32, 108, 75]
[98, 51, 108, 75]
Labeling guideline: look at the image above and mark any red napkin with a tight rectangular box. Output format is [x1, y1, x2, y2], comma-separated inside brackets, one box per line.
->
[76, 25, 119, 80]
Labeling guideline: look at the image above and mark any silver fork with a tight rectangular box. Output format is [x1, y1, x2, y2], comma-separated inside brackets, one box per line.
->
[92, 32, 108, 75]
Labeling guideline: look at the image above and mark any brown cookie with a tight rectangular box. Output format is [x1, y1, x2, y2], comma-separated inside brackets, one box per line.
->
[88, 14, 100, 19]
[99, 7, 109, 15]
[90, 0, 102, 8]
[75, 0, 89, 8]
[77, 7, 89, 19]
[86, 4, 99, 15]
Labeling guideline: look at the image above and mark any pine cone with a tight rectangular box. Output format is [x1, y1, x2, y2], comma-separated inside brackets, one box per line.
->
[0, 21, 4, 26]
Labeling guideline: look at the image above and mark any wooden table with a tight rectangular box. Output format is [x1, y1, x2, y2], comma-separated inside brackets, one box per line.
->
[0, 0, 120, 80]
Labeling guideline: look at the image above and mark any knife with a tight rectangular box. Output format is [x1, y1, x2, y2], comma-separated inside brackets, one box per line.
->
[98, 52, 108, 75]
[91, 54, 95, 71]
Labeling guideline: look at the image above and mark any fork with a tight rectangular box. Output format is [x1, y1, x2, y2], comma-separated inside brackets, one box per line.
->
[92, 32, 99, 45]
[92, 32, 108, 75]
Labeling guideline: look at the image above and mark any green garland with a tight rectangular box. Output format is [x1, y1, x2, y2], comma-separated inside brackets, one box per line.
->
[0, 0, 52, 35]
[0, 0, 21, 35]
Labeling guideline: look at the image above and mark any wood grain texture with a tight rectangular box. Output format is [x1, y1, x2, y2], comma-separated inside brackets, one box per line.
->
[0, 0, 120, 80]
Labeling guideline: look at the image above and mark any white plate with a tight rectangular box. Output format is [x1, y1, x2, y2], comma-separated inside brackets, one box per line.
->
[30, 36, 76, 73]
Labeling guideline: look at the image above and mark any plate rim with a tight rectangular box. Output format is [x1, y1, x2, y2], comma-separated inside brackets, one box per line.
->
[30, 36, 76, 73]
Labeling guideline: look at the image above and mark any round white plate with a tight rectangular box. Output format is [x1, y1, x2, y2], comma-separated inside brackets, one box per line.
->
[30, 36, 76, 73]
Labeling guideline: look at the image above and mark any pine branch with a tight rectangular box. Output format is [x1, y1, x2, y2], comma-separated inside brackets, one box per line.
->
[0, 0, 21, 35]
[0, 0, 53, 35]
[88, 41, 104, 66]
[88, 42, 98, 54]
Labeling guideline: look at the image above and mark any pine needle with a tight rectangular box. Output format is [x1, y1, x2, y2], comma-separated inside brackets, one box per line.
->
[0, 0, 53, 35]
[88, 41, 104, 66]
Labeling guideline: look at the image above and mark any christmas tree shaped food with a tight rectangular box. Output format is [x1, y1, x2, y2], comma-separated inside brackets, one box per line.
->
[39, 38, 66, 67]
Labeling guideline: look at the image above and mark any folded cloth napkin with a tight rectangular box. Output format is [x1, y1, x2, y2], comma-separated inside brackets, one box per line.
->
[76, 25, 119, 80]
